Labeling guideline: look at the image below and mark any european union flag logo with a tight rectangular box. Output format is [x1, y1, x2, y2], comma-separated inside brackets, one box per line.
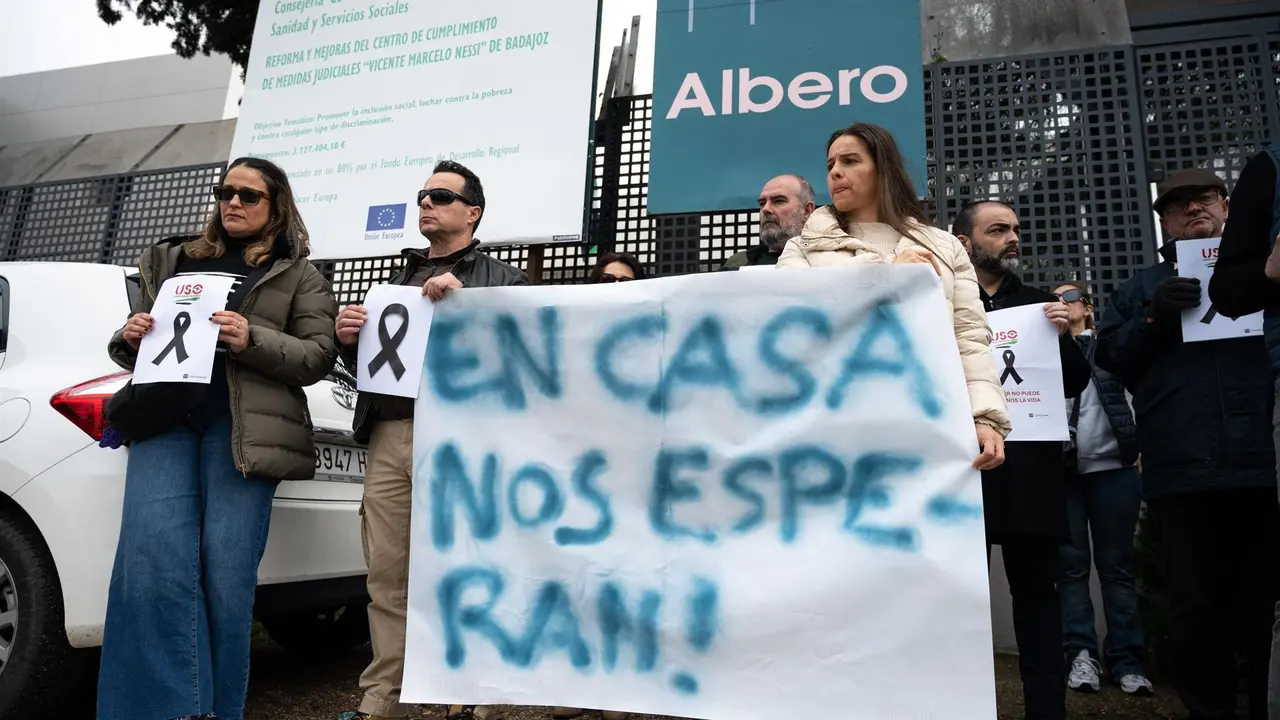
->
[366, 203, 406, 231]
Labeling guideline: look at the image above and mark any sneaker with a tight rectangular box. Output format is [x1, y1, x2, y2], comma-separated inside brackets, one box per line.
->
[1119, 672, 1154, 696]
[1067, 649, 1102, 693]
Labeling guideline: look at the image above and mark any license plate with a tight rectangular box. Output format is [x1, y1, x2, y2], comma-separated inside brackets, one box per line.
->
[314, 442, 367, 482]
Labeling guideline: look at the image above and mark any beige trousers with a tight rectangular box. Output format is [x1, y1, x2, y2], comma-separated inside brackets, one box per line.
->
[357, 419, 415, 718]
[356, 419, 494, 720]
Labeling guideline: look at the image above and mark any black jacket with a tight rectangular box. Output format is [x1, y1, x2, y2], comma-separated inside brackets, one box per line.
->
[980, 274, 1092, 541]
[719, 243, 781, 270]
[1208, 149, 1280, 372]
[1095, 242, 1275, 498]
[342, 240, 528, 443]
[1073, 333, 1140, 468]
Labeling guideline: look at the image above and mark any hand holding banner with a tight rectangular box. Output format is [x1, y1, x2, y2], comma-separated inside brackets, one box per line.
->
[357, 284, 435, 398]
[987, 305, 1068, 442]
[133, 274, 236, 385]
[1177, 237, 1263, 343]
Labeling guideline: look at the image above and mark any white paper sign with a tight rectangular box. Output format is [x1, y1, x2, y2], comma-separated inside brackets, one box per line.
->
[230, 0, 600, 257]
[403, 266, 997, 719]
[987, 305, 1069, 442]
[1177, 237, 1264, 342]
[356, 284, 436, 398]
[133, 274, 236, 385]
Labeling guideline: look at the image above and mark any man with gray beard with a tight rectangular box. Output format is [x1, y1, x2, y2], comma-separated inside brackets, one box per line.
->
[720, 174, 815, 270]
[1097, 169, 1277, 720]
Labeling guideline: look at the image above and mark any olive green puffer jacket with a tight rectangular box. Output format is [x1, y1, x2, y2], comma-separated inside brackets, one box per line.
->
[108, 233, 339, 480]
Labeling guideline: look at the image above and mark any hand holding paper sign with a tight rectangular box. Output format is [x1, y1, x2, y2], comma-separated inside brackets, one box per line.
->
[1174, 238, 1262, 342]
[986, 304, 1070, 441]
[336, 305, 367, 346]
[1043, 302, 1070, 335]
[356, 284, 435, 398]
[132, 274, 236, 385]
[122, 312, 155, 349]
[1152, 276, 1202, 318]
[210, 310, 251, 353]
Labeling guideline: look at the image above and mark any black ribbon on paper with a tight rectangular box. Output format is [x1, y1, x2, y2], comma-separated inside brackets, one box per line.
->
[151, 312, 192, 366]
[1199, 303, 1219, 325]
[367, 303, 409, 380]
[1000, 348, 1024, 385]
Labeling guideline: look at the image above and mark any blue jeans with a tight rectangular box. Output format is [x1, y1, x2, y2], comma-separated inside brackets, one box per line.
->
[96, 412, 277, 720]
[1057, 465, 1146, 678]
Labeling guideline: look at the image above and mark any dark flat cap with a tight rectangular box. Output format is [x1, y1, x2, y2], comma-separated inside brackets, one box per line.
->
[1154, 168, 1228, 214]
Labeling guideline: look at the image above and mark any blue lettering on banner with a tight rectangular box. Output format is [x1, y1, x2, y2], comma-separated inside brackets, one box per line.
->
[427, 308, 562, 410]
[754, 307, 832, 415]
[438, 565, 720, 691]
[428, 442, 967, 551]
[431, 304, 942, 421]
[415, 275, 987, 706]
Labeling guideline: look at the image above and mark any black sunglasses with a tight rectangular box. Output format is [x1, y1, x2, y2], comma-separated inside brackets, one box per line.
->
[594, 273, 635, 284]
[418, 188, 475, 206]
[1056, 289, 1088, 304]
[213, 185, 269, 206]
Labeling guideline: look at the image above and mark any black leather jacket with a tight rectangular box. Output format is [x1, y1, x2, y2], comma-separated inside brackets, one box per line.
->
[341, 240, 528, 443]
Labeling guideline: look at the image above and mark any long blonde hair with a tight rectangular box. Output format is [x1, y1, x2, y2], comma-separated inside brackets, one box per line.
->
[186, 156, 310, 267]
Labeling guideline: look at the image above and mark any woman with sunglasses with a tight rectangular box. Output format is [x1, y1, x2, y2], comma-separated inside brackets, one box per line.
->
[1051, 281, 1151, 697]
[586, 251, 643, 284]
[97, 156, 339, 720]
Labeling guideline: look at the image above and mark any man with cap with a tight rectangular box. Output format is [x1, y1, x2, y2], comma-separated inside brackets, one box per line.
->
[1096, 168, 1278, 719]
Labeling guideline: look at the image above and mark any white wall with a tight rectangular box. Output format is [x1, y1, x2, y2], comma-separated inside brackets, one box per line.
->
[0, 53, 235, 146]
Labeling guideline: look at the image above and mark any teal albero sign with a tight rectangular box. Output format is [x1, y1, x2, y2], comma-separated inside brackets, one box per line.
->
[650, 0, 927, 214]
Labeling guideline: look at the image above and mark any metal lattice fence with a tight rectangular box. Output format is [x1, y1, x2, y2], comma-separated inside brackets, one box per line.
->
[929, 47, 1155, 304]
[3, 32, 1279, 311]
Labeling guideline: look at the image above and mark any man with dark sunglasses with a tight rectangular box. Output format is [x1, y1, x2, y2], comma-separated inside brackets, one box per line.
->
[334, 160, 527, 720]
[1096, 168, 1278, 720]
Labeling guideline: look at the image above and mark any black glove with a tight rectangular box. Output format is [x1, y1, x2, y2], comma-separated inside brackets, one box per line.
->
[1148, 276, 1202, 317]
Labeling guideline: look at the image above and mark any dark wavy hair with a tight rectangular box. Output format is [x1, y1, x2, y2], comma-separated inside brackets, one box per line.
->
[187, 156, 308, 266]
[587, 252, 644, 283]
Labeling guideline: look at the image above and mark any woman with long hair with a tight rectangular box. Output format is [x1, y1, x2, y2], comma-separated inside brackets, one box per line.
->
[777, 122, 1011, 469]
[97, 156, 339, 720]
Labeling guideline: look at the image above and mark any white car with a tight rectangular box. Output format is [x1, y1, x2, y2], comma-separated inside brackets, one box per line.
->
[0, 262, 370, 716]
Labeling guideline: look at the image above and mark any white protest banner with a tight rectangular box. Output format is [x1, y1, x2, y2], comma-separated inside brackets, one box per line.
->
[987, 305, 1068, 442]
[230, 0, 600, 258]
[357, 284, 435, 398]
[403, 266, 997, 719]
[133, 274, 236, 385]
[1177, 237, 1264, 342]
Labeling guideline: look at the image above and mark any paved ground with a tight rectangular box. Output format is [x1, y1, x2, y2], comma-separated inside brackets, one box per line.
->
[239, 641, 1191, 720]
[44, 634, 1200, 719]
